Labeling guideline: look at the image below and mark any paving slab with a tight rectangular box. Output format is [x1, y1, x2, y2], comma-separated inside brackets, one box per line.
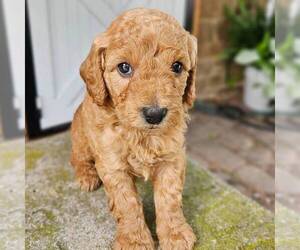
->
[187, 112, 275, 210]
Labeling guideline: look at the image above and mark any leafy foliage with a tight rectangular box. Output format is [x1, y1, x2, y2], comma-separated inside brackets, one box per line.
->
[276, 34, 300, 99]
[222, 0, 275, 92]
[223, 0, 274, 62]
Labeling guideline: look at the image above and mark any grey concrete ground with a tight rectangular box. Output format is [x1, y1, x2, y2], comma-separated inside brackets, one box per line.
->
[2, 112, 300, 249]
[25, 132, 274, 249]
[0, 139, 25, 250]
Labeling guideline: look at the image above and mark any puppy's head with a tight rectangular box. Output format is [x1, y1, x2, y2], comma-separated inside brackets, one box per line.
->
[80, 8, 197, 131]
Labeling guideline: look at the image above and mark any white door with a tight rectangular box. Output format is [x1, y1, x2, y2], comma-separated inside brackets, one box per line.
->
[27, 0, 187, 130]
[2, 0, 25, 130]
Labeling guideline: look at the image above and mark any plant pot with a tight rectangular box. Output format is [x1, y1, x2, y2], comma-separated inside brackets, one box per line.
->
[276, 69, 300, 114]
[243, 66, 273, 113]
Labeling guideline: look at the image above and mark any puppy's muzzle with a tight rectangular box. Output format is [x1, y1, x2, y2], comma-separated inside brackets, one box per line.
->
[142, 106, 168, 125]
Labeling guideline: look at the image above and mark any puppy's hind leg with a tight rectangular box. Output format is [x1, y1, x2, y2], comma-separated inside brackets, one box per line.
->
[70, 107, 101, 192]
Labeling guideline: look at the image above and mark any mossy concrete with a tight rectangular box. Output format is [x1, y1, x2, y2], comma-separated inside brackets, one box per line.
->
[275, 204, 300, 249]
[26, 132, 275, 249]
[0, 139, 25, 250]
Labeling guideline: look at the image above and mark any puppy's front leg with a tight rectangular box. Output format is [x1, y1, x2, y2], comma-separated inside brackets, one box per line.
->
[153, 160, 196, 250]
[98, 166, 154, 250]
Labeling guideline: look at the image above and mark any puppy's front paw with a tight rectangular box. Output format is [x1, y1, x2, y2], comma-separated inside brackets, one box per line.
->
[76, 168, 101, 192]
[159, 223, 196, 250]
[113, 226, 155, 250]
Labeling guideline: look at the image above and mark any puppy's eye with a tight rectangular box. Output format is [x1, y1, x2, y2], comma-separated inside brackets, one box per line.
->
[117, 62, 133, 77]
[171, 61, 183, 74]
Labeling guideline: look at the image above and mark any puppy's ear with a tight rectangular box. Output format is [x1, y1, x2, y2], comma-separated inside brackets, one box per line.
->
[80, 33, 109, 106]
[183, 34, 198, 108]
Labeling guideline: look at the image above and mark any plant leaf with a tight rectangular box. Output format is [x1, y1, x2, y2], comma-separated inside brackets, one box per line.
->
[234, 49, 260, 65]
[294, 38, 300, 55]
[270, 38, 275, 53]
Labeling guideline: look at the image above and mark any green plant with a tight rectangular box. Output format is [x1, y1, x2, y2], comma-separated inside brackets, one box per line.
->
[234, 33, 275, 97]
[275, 1, 300, 101]
[276, 33, 300, 99]
[222, 0, 275, 89]
[277, 34, 300, 72]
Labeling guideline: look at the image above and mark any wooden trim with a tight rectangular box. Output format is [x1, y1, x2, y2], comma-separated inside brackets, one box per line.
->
[192, 0, 202, 37]
[185, 0, 194, 32]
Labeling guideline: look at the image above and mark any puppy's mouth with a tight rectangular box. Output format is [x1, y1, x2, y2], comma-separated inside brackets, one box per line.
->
[148, 124, 160, 130]
[142, 124, 163, 135]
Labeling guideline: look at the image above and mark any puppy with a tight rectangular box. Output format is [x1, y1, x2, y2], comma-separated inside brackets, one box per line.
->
[71, 8, 197, 250]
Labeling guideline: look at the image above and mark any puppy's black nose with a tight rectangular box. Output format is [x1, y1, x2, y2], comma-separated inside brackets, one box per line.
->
[142, 106, 168, 125]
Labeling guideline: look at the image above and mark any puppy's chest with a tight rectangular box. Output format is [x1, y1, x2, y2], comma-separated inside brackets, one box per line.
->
[100, 125, 179, 180]
[125, 139, 172, 180]
[126, 148, 159, 180]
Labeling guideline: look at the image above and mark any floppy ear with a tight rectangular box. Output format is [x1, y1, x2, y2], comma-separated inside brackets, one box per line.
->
[183, 34, 198, 108]
[80, 33, 109, 106]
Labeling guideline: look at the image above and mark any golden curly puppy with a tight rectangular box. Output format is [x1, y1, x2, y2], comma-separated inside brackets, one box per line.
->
[71, 8, 197, 250]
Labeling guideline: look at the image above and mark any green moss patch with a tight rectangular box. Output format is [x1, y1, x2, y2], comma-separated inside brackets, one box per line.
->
[136, 162, 274, 249]
[0, 151, 20, 169]
[25, 149, 44, 170]
[0, 140, 23, 172]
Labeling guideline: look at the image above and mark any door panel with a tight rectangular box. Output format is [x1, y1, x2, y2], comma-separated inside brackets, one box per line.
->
[2, 0, 25, 130]
[27, 0, 187, 129]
